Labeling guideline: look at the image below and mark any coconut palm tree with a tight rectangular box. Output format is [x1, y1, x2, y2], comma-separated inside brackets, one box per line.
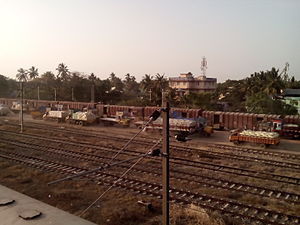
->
[140, 74, 153, 91]
[28, 66, 39, 80]
[89, 73, 96, 82]
[16, 68, 28, 82]
[263, 68, 284, 96]
[56, 63, 70, 80]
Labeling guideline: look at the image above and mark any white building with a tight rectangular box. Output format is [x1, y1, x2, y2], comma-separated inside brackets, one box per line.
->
[169, 72, 217, 96]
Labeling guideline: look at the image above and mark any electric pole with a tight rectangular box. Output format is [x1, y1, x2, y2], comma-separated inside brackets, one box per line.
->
[91, 84, 95, 103]
[90, 73, 96, 103]
[72, 87, 74, 101]
[37, 86, 40, 100]
[162, 91, 170, 225]
[20, 82, 24, 133]
[54, 88, 57, 101]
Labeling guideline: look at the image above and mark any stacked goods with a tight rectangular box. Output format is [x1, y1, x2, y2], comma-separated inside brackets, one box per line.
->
[151, 118, 197, 132]
[71, 112, 97, 123]
[284, 124, 299, 128]
[240, 130, 279, 139]
[230, 129, 280, 147]
[11, 102, 21, 110]
[0, 105, 13, 116]
[45, 111, 68, 119]
[11, 102, 28, 111]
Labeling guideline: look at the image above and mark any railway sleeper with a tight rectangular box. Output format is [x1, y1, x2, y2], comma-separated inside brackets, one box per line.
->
[276, 193, 282, 198]
[260, 190, 265, 195]
[285, 194, 290, 200]
[221, 203, 230, 210]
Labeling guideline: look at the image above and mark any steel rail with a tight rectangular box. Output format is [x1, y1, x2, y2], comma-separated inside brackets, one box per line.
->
[1, 129, 300, 186]
[3, 121, 300, 167]
[1, 133, 300, 204]
[0, 150, 299, 225]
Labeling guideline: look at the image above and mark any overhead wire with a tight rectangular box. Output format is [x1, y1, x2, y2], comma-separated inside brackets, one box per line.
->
[48, 110, 162, 185]
[79, 138, 162, 216]
[108, 109, 161, 164]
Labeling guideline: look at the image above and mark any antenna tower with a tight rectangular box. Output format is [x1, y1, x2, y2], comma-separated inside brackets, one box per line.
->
[200, 57, 207, 77]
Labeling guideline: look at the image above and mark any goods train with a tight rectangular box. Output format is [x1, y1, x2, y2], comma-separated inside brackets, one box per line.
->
[134, 117, 213, 136]
[1, 98, 299, 135]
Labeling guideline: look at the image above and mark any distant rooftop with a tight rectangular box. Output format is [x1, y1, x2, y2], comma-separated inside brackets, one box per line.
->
[281, 89, 300, 97]
[169, 72, 216, 81]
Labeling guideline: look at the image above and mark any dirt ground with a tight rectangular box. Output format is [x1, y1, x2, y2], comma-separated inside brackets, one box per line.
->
[0, 114, 229, 225]
[3, 113, 300, 153]
[1, 114, 300, 225]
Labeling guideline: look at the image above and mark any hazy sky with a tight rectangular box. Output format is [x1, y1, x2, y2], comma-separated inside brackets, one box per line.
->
[0, 0, 299, 82]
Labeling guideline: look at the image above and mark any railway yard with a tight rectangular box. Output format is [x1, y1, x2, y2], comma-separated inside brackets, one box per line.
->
[0, 115, 300, 225]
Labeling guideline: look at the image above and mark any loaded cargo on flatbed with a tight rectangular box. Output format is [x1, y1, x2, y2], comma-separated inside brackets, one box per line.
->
[229, 130, 280, 148]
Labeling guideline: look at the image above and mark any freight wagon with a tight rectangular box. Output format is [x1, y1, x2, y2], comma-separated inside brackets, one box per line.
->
[134, 117, 213, 137]
[0, 98, 299, 131]
[135, 118, 197, 134]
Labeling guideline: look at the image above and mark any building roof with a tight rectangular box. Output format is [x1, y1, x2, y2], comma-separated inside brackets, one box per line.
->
[169, 76, 217, 82]
[169, 71, 217, 82]
[281, 89, 300, 97]
[0, 185, 97, 225]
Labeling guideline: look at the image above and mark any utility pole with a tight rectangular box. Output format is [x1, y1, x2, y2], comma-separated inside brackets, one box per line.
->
[91, 84, 95, 103]
[54, 88, 57, 101]
[37, 86, 40, 100]
[149, 88, 152, 103]
[72, 87, 74, 101]
[161, 91, 169, 225]
[20, 82, 24, 133]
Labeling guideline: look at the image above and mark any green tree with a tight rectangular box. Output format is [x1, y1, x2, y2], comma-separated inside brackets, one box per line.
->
[263, 68, 284, 95]
[16, 68, 28, 82]
[140, 74, 154, 105]
[140, 74, 153, 91]
[28, 66, 39, 80]
[39, 71, 57, 100]
[0, 75, 18, 98]
[245, 68, 284, 97]
[214, 79, 247, 112]
[151, 73, 169, 106]
[56, 63, 70, 81]
[245, 92, 297, 115]
[123, 73, 139, 95]
[109, 72, 124, 91]
[106, 73, 124, 104]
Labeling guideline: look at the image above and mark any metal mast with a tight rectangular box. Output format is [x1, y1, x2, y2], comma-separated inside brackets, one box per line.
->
[200, 56, 208, 77]
[162, 91, 170, 225]
[20, 82, 24, 133]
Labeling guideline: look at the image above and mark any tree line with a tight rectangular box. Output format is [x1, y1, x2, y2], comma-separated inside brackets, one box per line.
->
[0, 63, 299, 115]
[2, 63, 173, 107]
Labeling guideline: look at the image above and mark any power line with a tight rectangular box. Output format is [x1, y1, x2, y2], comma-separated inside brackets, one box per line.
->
[108, 109, 161, 164]
[48, 110, 162, 185]
[79, 138, 162, 216]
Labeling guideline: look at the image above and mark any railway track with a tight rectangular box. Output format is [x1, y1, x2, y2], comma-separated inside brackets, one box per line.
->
[21, 120, 300, 161]
[208, 144, 300, 161]
[0, 148, 299, 225]
[1, 129, 300, 186]
[1, 130, 300, 204]
[2, 121, 300, 171]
